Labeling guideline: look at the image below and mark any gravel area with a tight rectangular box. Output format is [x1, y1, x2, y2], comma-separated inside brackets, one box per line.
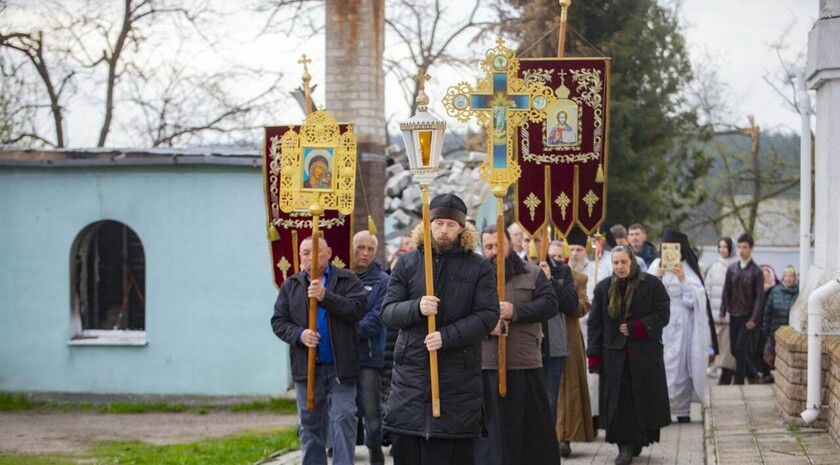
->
[0, 411, 297, 455]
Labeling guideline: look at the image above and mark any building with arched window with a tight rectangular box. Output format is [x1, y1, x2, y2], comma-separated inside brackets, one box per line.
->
[0, 148, 288, 396]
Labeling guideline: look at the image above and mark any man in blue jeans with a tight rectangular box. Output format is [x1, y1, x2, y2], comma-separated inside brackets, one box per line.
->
[271, 236, 368, 465]
[352, 230, 389, 465]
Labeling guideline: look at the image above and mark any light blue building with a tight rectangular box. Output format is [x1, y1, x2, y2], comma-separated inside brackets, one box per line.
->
[0, 148, 290, 396]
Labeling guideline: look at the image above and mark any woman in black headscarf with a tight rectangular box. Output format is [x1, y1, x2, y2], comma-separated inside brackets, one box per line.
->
[587, 245, 671, 465]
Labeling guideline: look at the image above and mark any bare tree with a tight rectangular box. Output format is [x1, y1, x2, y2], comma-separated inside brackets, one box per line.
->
[124, 61, 284, 147]
[385, 0, 494, 114]
[0, 29, 75, 147]
[1, 0, 287, 148]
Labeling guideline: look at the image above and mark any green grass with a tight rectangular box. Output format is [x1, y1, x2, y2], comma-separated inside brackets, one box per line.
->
[0, 454, 81, 465]
[229, 398, 297, 414]
[0, 393, 32, 411]
[98, 401, 185, 414]
[0, 429, 299, 465]
[92, 428, 299, 465]
[0, 393, 296, 415]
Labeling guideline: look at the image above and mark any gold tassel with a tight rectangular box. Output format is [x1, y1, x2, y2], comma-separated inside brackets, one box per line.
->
[268, 224, 280, 242]
[561, 236, 570, 259]
[528, 238, 538, 261]
[367, 215, 377, 235]
[595, 163, 604, 183]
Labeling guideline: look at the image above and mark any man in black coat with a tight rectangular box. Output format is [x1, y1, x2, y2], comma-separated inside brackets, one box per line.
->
[720, 233, 766, 385]
[382, 193, 499, 465]
[271, 236, 368, 465]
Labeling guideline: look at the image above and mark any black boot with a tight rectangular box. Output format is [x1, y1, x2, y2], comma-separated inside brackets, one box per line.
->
[633, 444, 642, 457]
[369, 446, 385, 465]
[615, 444, 634, 465]
[718, 368, 734, 385]
[559, 440, 571, 458]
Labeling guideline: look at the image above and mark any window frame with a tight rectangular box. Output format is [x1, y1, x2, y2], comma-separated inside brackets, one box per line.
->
[69, 221, 147, 347]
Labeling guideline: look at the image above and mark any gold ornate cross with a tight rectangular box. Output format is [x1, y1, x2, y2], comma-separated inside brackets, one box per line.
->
[442, 38, 555, 193]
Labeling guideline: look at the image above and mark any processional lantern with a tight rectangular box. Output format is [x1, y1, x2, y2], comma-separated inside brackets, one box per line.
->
[399, 69, 445, 418]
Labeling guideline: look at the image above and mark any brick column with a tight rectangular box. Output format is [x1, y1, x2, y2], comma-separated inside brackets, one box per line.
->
[325, 0, 387, 263]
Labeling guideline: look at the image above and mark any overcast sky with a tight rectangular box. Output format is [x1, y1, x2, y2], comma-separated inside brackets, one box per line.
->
[679, 0, 816, 133]
[10, 0, 819, 147]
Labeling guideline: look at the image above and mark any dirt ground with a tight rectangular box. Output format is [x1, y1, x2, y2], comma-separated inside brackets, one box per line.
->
[0, 411, 298, 455]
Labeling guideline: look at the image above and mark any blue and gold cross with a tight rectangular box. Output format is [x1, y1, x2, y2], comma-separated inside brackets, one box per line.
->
[443, 38, 554, 189]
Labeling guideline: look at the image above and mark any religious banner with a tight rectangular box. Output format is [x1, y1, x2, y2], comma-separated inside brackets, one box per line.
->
[263, 122, 355, 289]
[513, 58, 610, 237]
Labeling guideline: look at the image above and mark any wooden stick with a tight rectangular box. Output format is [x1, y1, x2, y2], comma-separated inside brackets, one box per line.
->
[557, 0, 571, 59]
[421, 186, 441, 417]
[306, 212, 321, 411]
[496, 195, 507, 397]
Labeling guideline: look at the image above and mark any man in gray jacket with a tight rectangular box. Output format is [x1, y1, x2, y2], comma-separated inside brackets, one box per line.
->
[474, 224, 561, 465]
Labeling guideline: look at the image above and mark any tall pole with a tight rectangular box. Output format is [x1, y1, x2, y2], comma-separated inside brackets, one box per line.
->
[421, 185, 441, 417]
[796, 69, 812, 285]
[495, 190, 507, 397]
[557, 0, 572, 58]
[307, 205, 323, 410]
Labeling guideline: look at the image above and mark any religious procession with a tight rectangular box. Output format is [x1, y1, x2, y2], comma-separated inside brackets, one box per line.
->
[263, 2, 803, 465]
[6, 1, 838, 465]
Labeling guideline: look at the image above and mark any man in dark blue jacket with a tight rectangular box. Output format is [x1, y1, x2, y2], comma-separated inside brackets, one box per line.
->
[352, 230, 390, 465]
[271, 236, 368, 465]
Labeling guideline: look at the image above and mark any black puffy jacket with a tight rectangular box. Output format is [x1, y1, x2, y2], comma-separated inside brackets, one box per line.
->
[381, 224, 499, 439]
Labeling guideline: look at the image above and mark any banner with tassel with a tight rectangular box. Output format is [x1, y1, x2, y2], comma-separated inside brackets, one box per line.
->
[263, 124, 354, 289]
[513, 58, 610, 236]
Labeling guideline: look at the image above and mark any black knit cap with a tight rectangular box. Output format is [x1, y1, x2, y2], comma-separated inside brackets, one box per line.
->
[429, 193, 467, 226]
[566, 226, 588, 247]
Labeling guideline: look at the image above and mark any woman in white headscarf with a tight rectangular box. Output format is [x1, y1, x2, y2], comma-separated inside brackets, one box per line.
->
[650, 229, 711, 422]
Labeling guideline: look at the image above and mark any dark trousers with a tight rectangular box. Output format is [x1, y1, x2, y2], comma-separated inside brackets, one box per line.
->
[730, 315, 755, 385]
[391, 434, 474, 465]
[542, 356, 566, 426]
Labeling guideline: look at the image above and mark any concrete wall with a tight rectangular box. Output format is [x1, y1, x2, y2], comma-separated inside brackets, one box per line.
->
[0, 165, 289, 396]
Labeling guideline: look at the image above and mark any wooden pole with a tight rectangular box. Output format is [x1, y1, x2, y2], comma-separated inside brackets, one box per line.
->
[540, 166, 551, 263]
[496, 193, 507, 397]
[421, 185, 441, 417]
[557, 0, 571, 58]
[306, 208, 323, 411]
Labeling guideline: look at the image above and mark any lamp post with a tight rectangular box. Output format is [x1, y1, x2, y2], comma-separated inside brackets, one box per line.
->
[400, 69, 446, 417]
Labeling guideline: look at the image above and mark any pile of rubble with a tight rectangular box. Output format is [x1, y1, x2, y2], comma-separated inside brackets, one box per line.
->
[384, 155, 492, 252]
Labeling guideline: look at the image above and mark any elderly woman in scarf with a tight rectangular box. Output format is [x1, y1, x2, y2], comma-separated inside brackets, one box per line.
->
[650, 229, 713, 423]
[587, 245, 671, 465]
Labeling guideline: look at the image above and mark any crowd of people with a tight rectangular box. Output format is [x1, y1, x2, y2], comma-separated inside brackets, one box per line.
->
[270, 192, 801, 465]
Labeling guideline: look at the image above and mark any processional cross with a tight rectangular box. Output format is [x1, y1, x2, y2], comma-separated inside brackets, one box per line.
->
[442, 38, 555, 397]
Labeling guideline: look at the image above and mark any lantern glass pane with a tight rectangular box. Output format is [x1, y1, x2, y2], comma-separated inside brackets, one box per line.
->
[418, 130, 433, 166]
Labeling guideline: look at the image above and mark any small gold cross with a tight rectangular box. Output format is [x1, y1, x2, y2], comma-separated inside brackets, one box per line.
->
[412, 69, 432, 107]
[298, 54, 312, 72]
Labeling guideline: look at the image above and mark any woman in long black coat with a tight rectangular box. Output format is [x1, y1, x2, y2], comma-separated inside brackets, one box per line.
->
[587, 245, 671, 465]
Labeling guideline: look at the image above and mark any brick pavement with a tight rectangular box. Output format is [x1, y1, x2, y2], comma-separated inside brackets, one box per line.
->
[705, 384, 840, 465]
[260, 384, 840, 464]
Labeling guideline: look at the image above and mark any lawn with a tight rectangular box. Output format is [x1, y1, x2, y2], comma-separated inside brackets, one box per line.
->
[0, 429, 299, 465]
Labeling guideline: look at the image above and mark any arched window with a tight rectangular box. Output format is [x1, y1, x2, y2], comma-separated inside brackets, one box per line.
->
[69, 221, 146, 345]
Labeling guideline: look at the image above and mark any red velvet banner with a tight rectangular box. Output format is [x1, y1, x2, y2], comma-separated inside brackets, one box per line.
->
[514, 58, 610, 237]
[263, 125, 353, 289]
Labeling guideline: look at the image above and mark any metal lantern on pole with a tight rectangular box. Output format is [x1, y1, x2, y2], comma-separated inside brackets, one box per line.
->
[399, 69, 446, 418]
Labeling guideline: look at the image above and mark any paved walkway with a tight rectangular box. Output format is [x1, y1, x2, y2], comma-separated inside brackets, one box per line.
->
[706, 384, 840, 465]
[260, 384, 840, 464]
